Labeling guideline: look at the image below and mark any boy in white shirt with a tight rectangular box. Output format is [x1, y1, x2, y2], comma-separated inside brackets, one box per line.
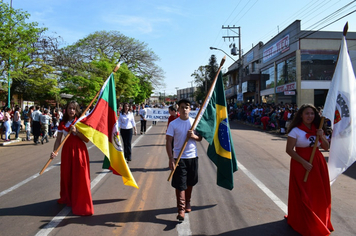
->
[40, 110, 51, 144]
[166, 99, 202, 221]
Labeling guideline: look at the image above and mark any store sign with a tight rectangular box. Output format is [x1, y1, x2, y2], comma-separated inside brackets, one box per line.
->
[263, 34, 290, 63]
[246, 51, 254, 63]
[237, 93, 243, 101]
[242, 82, 248, 93]
[284, 91, 295, 95]
[276, 82, 296, 93]
[225, 86, 236, 96]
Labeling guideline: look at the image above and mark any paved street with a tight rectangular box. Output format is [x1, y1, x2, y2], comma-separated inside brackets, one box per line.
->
[0, 119, 355, 236]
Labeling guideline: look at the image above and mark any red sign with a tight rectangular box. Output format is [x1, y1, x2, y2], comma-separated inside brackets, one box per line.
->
[276, 82, 296, 93]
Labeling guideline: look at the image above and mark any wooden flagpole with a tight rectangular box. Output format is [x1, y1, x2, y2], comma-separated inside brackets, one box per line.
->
[303, 116, 325, 182]
[167, 56, 226, 181]
[39, 63, 121, 175]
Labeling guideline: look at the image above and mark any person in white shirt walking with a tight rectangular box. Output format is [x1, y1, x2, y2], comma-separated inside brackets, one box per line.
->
[118, 103, 137, 162]
[139, 104, 147, 134]
[40, 109, 51, 144]
[166, 99, 202, 221]
[32, 106, 42, 144]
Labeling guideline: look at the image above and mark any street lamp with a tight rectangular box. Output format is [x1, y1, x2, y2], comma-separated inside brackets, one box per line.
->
[209, 47, 236, 62]
[210, 46, 243, 102]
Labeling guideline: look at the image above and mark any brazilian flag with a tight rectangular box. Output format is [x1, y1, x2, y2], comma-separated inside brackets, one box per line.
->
[196, 72, 238, 190]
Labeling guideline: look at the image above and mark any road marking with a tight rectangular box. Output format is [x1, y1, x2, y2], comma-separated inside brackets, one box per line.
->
[34, 125, 152, 236]
[0, 145, 96, 198]
[0, 163, 59, 198]
[1, 121, 142, 198]
[34, 169, 111, 236]
[237, 160, 288, 214]
[177, 214, 192, 236]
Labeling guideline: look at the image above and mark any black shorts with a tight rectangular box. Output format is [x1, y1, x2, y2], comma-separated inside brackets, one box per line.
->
[172, 157, 198, 191]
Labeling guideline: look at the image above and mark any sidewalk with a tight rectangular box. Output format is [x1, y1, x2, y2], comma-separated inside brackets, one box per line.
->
[234, 119, 288, 137]
[0, 130, 33, 146]
[1, 115, 143, 146]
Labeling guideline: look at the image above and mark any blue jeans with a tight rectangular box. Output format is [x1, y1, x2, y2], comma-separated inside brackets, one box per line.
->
[4, 120, 11, 140]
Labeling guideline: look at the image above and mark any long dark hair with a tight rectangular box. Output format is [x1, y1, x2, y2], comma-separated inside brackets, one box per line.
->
[286, 104, 325, 133]
[62, 101, 81, 123]
[121, 102, 130, 115]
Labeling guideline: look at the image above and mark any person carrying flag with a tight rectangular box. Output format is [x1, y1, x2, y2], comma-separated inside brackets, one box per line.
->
[50, 101, 94, 216]
[285, 104, 334, 235]
[166, 98, 202, 221]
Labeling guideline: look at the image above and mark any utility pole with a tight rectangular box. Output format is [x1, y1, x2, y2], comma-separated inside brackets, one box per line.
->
[8, 0, 13, 108]
[222, 25, 241, 60]
[222, 25, 242, 98]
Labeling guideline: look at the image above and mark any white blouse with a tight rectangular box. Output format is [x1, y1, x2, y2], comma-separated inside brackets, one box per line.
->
[288, 127, 320, 148]
[118, 112, 136, 129]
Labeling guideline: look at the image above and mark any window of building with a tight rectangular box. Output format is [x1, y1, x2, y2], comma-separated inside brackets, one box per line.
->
[301, 53, 337, 80]
[244, 66, 249, 76]
[261, 66, 275, 90]
[277, 57, 296, 86]
[251, 61, 257, 72]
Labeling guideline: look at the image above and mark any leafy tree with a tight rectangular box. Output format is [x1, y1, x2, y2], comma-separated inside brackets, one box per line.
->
[0, 1, 60, 104]
[191, 55, 219, 102]
[55, 31, 163, 102]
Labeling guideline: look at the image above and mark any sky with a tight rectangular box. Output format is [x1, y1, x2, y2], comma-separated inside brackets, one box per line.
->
[9, 0, 356, 96]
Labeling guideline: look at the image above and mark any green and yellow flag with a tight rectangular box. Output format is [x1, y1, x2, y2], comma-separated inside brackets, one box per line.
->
[196, 71, 238, 190]
[75, 74, 138, 189]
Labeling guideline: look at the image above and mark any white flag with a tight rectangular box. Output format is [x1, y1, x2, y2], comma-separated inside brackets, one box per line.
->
[322, 35, 356, 184]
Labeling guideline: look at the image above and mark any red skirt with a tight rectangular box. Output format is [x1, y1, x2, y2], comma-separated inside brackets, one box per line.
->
[287, 147, 334, 236]
[58, 133, 94, 216]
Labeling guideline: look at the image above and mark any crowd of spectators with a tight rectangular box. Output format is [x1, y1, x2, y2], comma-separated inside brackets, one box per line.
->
[227, 102, 303, 134]
[0, 105, 63, 143]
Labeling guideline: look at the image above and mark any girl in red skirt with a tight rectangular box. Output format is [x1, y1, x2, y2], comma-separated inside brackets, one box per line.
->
[51, 101, 93, 216]
[285, 104, 334, 235]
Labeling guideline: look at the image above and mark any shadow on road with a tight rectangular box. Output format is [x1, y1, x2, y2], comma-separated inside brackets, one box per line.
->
[193, 219, 301, 236]
[129, 167, 170, 173]
[0, 198, 125, 218]
[134, 144, 166, 148]
[343, 161, 356, 180]
[37, 204, 217, 232]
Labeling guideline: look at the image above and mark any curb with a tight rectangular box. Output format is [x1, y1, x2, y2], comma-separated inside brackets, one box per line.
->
[234, 120, 288, 138]
[0, 138, 23, 146]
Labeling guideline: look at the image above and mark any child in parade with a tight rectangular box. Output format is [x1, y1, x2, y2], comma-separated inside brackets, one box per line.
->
[50, 101, 93, 216]
[285, 104, 334, 235]
[166, 99, 202, 221]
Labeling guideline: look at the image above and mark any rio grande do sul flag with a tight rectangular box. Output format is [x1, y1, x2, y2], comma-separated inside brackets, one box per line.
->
[322, 35, 356, 184]
[195, 71, 238, 190]
[75, 74, 138, 189]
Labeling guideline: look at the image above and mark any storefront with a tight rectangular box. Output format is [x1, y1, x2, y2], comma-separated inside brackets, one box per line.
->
[259, 20, 356, 106]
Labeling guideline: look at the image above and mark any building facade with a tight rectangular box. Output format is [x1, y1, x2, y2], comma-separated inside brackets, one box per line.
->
[177, 87, 197, 104]
[225, 20, 356, 107]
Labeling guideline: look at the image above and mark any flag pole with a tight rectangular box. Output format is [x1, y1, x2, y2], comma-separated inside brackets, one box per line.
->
[303, 116, 325, 182]
[167, 56, 226, 181]
[39, 63, 121, 175]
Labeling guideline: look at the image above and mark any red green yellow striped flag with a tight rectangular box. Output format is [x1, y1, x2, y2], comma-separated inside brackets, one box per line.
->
[75, 74, 138, 189]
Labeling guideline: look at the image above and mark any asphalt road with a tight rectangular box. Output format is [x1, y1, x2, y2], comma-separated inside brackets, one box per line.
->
[0, 119, 355, 236]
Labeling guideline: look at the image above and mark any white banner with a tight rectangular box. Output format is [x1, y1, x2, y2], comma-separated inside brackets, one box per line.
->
[144, 108, 198, 121]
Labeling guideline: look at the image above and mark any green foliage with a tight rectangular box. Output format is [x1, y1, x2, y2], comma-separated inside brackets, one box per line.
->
[0, 4, 162, 106]
[191, 55, 219, 103]
[0, 1, 60, 105]
[56, 31, 160, 105]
